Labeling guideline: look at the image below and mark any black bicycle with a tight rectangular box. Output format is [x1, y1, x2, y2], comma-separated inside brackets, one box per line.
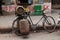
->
[12, 7, 56, 36]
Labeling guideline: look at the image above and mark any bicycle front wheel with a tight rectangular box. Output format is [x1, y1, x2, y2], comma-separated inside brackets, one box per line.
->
[43, 16, 56, 33]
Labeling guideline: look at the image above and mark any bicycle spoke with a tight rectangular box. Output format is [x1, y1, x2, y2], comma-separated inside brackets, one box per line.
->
[43, 16, 56, 33]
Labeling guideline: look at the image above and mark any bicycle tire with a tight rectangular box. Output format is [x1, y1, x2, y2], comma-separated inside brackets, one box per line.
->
[43, 16, 56, 33]
[12, 19, 18, 33]
[12, 19, 22, 36]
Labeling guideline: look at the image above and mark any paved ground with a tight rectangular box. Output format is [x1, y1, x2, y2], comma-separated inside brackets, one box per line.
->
[0, 30, 60, 40]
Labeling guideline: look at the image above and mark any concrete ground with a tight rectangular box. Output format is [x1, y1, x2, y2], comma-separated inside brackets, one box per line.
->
[0, 30, 60, 40]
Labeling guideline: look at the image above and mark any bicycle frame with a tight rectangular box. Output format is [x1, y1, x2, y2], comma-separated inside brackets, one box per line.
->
[28, 11, 47, 25]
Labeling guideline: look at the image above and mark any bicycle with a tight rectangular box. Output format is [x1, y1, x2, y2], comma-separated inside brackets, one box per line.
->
[12, 7, 56, 37]
[28, 8, 56, 33]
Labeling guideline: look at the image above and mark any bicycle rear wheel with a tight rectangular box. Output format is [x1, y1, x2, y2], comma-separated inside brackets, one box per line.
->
[43, 16, 56, 33]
